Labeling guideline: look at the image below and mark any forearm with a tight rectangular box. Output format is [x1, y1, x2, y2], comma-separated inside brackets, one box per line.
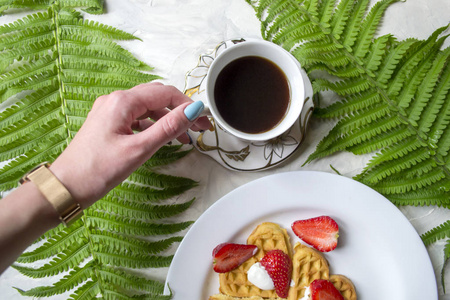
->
[0, 182, 60, 274]
[0, 83, 210, 274]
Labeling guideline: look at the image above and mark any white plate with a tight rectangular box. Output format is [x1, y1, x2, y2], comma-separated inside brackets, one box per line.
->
[164, 171, 437, 299]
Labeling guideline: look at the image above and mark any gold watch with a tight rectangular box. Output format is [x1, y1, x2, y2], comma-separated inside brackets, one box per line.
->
[20, 162, 83, 226]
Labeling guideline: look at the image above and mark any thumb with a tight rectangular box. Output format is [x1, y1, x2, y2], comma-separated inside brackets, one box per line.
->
[137, 101, 205, 151]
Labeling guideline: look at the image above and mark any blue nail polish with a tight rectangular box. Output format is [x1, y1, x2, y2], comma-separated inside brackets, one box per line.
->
[184, 101, 204, 121]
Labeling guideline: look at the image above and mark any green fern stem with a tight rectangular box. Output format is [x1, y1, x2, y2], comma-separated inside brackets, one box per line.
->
[298, 1, 450, 182]
[51, 3, 72, 147]
[0, 2, 196, 298]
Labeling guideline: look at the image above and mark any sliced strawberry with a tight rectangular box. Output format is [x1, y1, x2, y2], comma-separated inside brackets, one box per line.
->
[291, 216, 339, 252]
[310, 279, 344, 300]
[212, 243, 258, 273]
[259, 249, 292, 298]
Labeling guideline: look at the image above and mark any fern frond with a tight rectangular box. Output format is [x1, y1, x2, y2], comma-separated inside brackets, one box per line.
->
[60, 17, 138, 41]
[387, 27, 447, 99]
[307, 114, 403, 163]
[339, 0, 368, 50]
[0, 0, 104, 15]
[13, 243, 91, 278]
[359, 147, 430, 184]
[91, 230, 183, 255]
[112, 181, 196, 202]
[67, 280, 101, 300]
[443, 240, 450, 293]
[95, 196, 195, 220]
[389, 188, 450, 207]
[59, 0, 104, 14]
[85, 210, 193, 236]
[144, 145, 193, 167]
[352, 0, 398, 58]
[419, 48, 450, 134]
[95, 251, 173, 269]
[348, 126, 412, 155]
[17, 222, 86, 263]
[97, 266, 165, 294]
[1, 3, 200, 299]
[356, 137, 423, 178]
[364, 34, 390, 75]
[0, 140, 65, 190]
[313, 77, 372, 96]
[15, 262, 95, 297]
[314, 90, 381, 118]
[330, 0, 354, 41]
[0, 11, 51, 33]
[396, 42, 442, 111]
[422, 220, 450, 246]
[248, 0, 450, 291]
[375, 38, 417, 86]
[128, 167, 197, 188]
[370, 168, 447, 195]
[60, 36, 152, 71]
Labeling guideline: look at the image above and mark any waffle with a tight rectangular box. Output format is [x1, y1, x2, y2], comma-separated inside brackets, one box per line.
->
[217, 222, 292, 298]
[209, 295, 277, 300]
[330, 275, 357, 300]
[288, 243, 329, 300]
[209, 223, 356, 300]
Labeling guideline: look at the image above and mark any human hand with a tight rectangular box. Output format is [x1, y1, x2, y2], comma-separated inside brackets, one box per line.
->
[49, 83, 211, 208]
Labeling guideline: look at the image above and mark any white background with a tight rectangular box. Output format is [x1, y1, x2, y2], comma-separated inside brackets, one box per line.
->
[0, 0, 449, 298]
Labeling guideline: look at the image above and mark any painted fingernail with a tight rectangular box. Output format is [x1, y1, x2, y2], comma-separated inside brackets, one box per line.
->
[184, 101, 204, 121]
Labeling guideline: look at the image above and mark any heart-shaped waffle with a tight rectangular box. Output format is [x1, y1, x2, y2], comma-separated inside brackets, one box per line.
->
[209, 222, 356, 300]
[217, 222, 292, 298]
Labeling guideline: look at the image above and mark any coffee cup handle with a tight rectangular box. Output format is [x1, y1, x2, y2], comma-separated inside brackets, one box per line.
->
[193, 99, 212, 117]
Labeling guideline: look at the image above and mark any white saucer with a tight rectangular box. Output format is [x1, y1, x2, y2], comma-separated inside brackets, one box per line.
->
[184, 39, 315, 171]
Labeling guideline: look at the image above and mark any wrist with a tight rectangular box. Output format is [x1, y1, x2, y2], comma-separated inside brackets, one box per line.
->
[0, 178, 60, 273]
[9, 182, 61, 229]
[21, 163, 83, 227]
[49, 155, 107, 208]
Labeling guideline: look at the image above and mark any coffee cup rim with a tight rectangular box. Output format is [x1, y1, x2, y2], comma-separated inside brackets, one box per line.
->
[205, 39, 305, 142]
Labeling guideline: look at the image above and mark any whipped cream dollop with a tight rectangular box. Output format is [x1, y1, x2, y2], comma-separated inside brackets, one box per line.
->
[299, 286, 311, 300]
[247, 262, 274, 290]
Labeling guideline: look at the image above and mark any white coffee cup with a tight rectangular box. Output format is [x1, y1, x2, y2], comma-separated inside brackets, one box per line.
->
[201, 39, 306, 142]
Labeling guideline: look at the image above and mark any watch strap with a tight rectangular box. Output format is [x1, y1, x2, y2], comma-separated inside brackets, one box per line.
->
[20, 163, 83, 226]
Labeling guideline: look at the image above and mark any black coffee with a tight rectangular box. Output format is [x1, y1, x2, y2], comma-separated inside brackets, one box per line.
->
[214, 56, 290, 134]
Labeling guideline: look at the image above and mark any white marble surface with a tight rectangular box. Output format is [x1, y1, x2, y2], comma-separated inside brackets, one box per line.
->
[0, 0, 449, 299]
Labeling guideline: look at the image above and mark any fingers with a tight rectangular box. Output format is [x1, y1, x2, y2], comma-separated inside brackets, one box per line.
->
[124, 83, 194, 120]
[135, 102, 197, 150]
[107, 83, 211, 151]
[131, 118, 154, 131]
[191, 115, 212, 131]
[126, 83, 211, 128]
[137, 107, 211, 132]
[131, 117, 191, 144]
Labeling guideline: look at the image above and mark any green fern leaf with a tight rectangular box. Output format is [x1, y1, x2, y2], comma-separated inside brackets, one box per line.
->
[67, 279, 101, 300]
[0, 0, 104, 15]
[94, 196, 195, 220]
[16, 222, 86, 263]
[0, 2, 200, 299]
[15, 262, 95, 297]
[248, 0, 450, 289]
[13, 243, 91, 278]
[91, 230, 183, 255]
[389, 188, 450, 207]
[422, 220, 450, 246]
